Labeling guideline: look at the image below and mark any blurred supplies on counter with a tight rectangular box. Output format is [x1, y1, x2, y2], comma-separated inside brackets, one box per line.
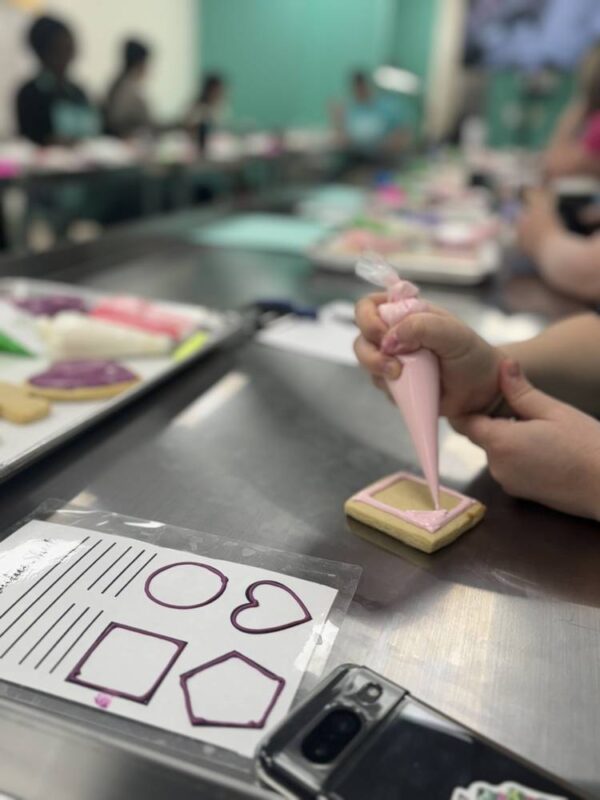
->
[311, 211, 500, 284]
[0, 278, 240, 480]
[258, 301, 357, 366]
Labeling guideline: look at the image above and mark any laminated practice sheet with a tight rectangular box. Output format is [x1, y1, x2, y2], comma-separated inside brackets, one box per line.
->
[0, 521, 337, 757]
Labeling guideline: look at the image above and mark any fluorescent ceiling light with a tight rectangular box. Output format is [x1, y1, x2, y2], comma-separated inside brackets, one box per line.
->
[373, 66, 421, 95]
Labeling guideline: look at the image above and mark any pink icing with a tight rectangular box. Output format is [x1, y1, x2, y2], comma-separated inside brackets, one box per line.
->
[94, 692, 112, 709]
[29, 359, 137, 390]
[91, 296, 196, 340]
[353, 472, 475, 534]
[378, 279, 440, 508]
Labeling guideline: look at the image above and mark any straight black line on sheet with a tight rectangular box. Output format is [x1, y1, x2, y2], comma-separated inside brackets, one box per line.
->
[35, 606, 89, 670]
[50, 610, 103, 675]
[87, 545, 131, 591]
[18, 603, 75, 665]
[114, 552, 157, 598]
[0, 542, 113, 658]
[0, 540, 102, 641]
[0, 537, 89, 620]
[101, 550, 145, 595]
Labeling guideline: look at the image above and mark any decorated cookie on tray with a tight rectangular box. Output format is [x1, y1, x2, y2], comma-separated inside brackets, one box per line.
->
[26, 360, 140, 401]
[345, 257, 485, 553]
[0, 382, 50, 424]
[13, 294, 89, 317]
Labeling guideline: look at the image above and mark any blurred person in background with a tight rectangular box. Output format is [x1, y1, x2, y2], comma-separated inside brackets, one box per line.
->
[186, 73, 227, 153]
[104, 39, 153, 140]
[543, 42, 600, 178]
[517, 186, 600, 302]
[16, 15, 100, 146]
[332, 71, 411, 162]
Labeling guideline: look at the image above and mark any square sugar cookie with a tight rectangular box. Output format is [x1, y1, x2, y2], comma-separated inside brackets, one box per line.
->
[345, 472, 485, 553]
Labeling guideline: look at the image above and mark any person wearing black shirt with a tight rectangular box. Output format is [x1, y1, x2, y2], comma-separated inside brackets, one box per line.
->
[16, 15, 99, 146]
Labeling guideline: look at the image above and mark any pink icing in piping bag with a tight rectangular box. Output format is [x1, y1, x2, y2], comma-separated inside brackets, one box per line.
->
[356, 256, 441, 509]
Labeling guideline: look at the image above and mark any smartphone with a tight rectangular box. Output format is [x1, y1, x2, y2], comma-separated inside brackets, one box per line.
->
[256, 665, 584, 800]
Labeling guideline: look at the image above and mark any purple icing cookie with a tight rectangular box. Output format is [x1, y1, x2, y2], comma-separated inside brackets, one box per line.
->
[29, 359, 137, 389]
[14, 295, 89, 317]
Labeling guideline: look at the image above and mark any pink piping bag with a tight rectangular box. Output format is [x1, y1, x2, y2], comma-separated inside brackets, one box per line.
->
[356, 256, 440, 509]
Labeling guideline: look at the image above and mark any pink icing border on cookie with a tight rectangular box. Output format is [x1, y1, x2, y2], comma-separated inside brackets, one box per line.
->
[352, 471, 476, 534]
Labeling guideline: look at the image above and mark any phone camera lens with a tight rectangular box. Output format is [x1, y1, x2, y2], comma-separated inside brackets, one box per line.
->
[301, 708, 362, 764]
[362, 682, 382, 702]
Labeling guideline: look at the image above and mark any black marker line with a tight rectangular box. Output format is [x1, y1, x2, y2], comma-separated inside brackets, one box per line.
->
[0, 540, 101, 641]
[50, 610, 103, 675]
[101, 550, 145, 595]
[79, 541, 116, 589]
[0, 537, 89, 620]
[0, 543, 111, 658]
[87, 545, 131, 591]
[35, 606, 89, 670]
[18, 603, 75, 665]
[114, 553, 157, 598]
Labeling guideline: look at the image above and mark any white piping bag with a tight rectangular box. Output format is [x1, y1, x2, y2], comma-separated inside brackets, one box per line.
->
[356, 256, 440, 509]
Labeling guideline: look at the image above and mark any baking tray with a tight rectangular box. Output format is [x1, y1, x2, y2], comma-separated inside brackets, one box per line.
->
[308, 239, 500, 285]
[0, 277, 243, 482]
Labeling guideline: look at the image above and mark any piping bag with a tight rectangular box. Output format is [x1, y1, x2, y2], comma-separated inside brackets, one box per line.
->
[356, 256, 441, 510]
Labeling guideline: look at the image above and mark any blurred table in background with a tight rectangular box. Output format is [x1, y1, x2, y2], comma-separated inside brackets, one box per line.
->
[0, 176, 596, 799]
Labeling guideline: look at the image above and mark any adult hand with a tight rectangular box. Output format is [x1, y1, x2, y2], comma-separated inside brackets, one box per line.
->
[453, 360, 600, 520]
[354, 293, 503, 417]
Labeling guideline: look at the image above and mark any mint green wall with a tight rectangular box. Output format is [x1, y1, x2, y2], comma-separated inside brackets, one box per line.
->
[200, 0, 438, 130]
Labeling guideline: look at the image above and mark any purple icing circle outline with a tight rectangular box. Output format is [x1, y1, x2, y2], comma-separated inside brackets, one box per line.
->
[230, 579, 312, 634]
[179, 650, 285, 728]
[144, 561, 228, 610]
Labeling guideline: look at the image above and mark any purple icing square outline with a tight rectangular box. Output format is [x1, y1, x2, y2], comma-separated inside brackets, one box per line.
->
[230, 580, 312, 634]
[66, 622, 187, 705]
[144, 561, 228, 610]
[180, 650, 285, 729]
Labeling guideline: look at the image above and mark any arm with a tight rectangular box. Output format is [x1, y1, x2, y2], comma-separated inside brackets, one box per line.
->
[543, 142, 600, 179]
[504, 312, 600, 415]
[546, 101, 584, 150]
[517, 188, 600, 301]
[329, 101, 348, 146]
[542, 101, 594, 177]
[16, 85, 51, 146]
[536, 229, 600, 301]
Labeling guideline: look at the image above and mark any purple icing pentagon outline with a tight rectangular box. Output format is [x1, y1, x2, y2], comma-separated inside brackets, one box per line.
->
[180, 650, 285, 728]
[230, 579, 312, 634]
[144, 561, 228, 610]
[66, 621, 187, 705]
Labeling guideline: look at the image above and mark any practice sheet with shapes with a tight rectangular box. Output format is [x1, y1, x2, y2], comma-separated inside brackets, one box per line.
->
[0, 521, 338, 757]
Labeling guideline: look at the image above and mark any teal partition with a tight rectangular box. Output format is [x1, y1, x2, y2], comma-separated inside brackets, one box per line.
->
[200, 0, 439, 131]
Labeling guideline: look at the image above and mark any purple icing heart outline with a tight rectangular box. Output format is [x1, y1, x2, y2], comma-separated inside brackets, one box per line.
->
[144, 561, 228, 610]
[230, 579, 312, 634]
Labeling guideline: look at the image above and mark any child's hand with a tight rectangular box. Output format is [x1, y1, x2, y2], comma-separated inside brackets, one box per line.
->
[453, 360, 600, 520]
[354, 293, 503, 417]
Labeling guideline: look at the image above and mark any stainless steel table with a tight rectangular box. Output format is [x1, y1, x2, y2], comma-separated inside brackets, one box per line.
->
[0, 218, 597, 798]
